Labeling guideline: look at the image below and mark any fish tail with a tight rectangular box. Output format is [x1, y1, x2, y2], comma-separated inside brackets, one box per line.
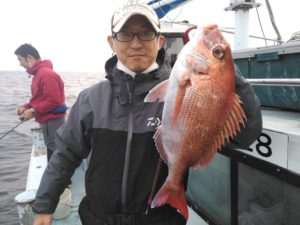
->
[151, 181, 188, 221]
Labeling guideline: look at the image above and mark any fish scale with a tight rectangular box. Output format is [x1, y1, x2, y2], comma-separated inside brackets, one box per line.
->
[144, 24, 246, 221]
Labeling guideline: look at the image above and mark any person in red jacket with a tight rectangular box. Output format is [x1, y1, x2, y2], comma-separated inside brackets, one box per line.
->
[15, 43, 66, 161]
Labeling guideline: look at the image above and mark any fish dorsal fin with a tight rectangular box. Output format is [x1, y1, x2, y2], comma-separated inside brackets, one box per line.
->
[197, 94, 247, 167]
[144, 79, 169, 102]
[154, 126, 168, 164]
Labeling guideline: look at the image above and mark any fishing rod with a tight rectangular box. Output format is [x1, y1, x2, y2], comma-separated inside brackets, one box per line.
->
[0, 120, 25, 141]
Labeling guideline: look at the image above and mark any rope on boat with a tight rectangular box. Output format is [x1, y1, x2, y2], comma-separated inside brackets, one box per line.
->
[288, 31, 300, 42]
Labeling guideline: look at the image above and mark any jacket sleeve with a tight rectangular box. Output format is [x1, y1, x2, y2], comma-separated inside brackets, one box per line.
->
[227, 64, 263, 149]
[32, 90, 93, 214]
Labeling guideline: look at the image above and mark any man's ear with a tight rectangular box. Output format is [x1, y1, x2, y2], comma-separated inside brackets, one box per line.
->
[27, 55, 35, 61]
[158, 35, 166, 50]
[107, 36, 115, 52]
[26, 55, 37, 64]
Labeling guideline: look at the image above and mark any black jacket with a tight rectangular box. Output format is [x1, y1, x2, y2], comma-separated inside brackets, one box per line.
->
[32, 49, 262, 218]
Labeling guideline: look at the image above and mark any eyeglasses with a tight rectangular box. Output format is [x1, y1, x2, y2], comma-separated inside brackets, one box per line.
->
[112, 31, 158, 42]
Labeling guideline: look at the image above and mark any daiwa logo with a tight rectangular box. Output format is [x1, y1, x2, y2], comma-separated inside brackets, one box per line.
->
[147, 117, 161, 127]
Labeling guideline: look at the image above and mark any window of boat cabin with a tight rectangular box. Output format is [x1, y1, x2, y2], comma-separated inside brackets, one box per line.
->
[161, 32, 184, 67]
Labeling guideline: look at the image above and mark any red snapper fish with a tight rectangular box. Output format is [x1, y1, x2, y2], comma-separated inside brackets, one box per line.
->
[144, 24, 246, 220]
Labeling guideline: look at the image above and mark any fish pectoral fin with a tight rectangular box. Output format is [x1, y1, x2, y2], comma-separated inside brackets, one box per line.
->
[144, 79, 169, 102]
[151, 182, 188, 221]
[172, 83, 187, 124]
[154, 126, 168, 164]
[171, 71, 191, 123]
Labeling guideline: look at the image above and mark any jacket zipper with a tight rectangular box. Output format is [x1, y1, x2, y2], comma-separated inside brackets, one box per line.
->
[121, 80, 134, 214]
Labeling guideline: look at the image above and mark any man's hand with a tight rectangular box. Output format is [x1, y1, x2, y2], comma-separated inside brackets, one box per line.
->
[16, 106, 35, 121]
[16, 106, 26, 116]
[22, 108, 35, 121]
[33, 214, 52, 225]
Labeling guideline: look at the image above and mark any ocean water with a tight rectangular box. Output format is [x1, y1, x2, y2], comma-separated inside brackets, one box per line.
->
[0, 70, 103, 225]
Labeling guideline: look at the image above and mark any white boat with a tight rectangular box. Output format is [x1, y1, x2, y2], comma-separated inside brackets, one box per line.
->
[14, 127, 87, 225]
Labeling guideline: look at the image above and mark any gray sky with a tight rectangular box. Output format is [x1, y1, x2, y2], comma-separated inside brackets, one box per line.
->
[0, 0, 299, 72]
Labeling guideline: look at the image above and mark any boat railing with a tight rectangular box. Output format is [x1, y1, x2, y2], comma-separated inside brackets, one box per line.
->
[246, 78, 300, 87]
[220, 28, 284, 44]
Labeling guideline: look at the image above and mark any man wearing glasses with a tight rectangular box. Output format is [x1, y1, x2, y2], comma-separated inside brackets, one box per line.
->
[32, 1, 261, 225]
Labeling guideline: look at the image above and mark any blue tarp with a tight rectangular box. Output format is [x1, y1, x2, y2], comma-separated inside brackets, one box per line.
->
[148, 0, 189, 18]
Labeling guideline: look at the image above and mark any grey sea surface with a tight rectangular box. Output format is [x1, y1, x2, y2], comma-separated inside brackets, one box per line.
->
[0, 70, 103, 225]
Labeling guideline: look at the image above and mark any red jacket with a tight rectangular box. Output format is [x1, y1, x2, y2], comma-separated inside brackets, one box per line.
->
[23, 60, 66, 124]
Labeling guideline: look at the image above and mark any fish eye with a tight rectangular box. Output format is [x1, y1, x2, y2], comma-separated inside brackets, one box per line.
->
[212, 45, 224, 59]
